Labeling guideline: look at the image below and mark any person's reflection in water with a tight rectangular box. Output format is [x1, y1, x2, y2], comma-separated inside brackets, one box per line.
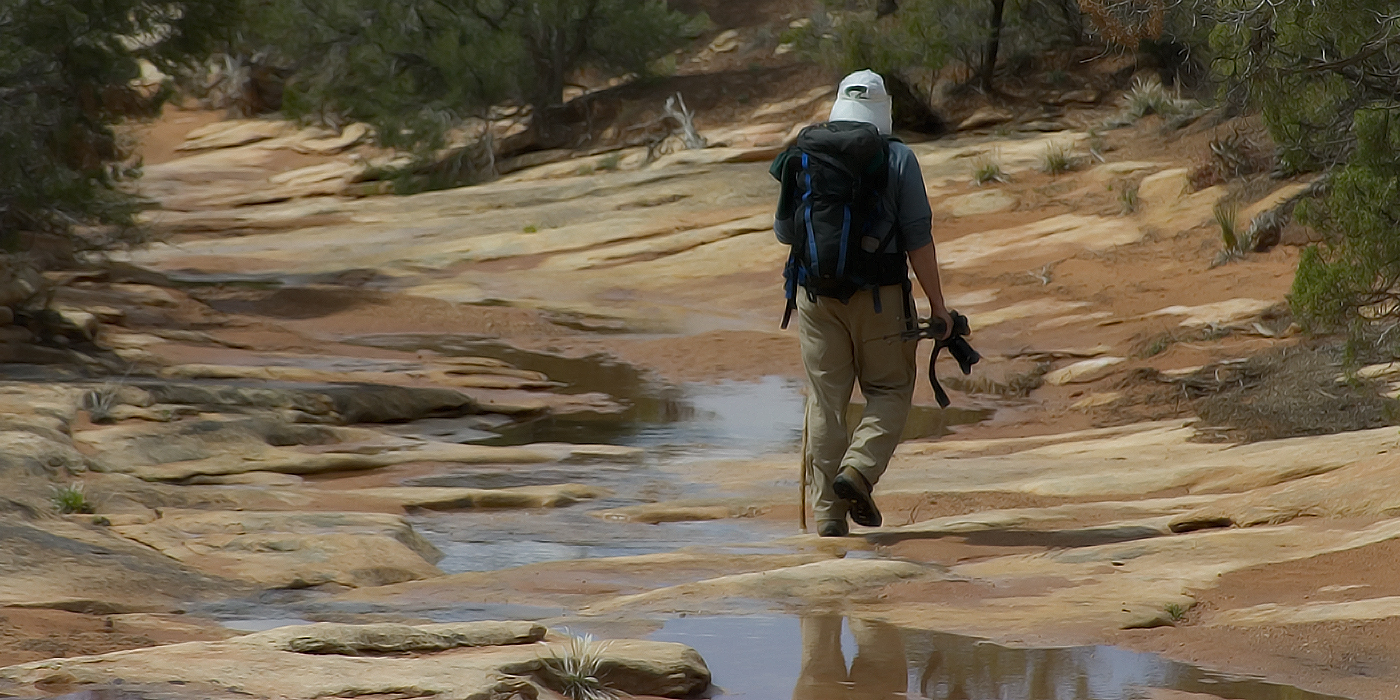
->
[793, 615, 907, 700]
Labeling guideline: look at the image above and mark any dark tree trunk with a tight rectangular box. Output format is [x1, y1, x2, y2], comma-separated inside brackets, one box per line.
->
[979, 0, 1006, 92]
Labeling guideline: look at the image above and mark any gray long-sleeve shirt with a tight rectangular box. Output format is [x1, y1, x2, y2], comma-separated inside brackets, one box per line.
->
[774, 140, 933, 254]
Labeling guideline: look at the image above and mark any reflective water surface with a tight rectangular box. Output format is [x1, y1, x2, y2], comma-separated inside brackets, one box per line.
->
[652, 615, 1352, 700]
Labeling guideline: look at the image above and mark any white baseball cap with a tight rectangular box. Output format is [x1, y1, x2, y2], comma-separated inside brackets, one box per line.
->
[829, 69, 893, 135]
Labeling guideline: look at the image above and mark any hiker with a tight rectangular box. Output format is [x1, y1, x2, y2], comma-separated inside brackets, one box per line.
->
[772, 69, 952, 537]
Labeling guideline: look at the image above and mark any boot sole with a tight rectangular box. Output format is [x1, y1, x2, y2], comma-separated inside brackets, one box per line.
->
[833, 474, 882, 528]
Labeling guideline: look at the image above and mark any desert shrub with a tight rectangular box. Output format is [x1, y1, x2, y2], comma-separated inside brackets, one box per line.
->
[1039, 142, 1076, 174]
[970, 152, 1009, 185]
[0, 0, 233, 265]
[790, 0, 1092, 94]
[1212, 0, 1400, 173]
[1116, 179, 1140, 213]
[51, 484, 93, 515]
[1291, 107, 1400, 332]
[539, 633, 618, 700]
[231, 0, 699, 154]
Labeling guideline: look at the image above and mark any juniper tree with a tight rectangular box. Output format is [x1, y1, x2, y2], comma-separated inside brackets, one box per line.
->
[237, 0, 698, 151]
[0, 0, 234, 258]
[1209, 1, 1400, 334]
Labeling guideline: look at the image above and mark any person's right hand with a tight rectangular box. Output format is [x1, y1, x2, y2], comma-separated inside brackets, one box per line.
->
[929, 305, 954, 342]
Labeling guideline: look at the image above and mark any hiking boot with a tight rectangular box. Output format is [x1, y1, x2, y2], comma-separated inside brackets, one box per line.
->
[817, 519, 849, 538]
[833, 466, 882, 527]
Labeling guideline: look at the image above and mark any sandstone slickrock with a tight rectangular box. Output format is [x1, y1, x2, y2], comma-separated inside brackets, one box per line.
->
[585, 558, 933, 614]
[1169, 453, 1400, 532]
[1147, 298, 1277, 328]
[242, 621, 546, 654]
[0, 520, 237, 611]
[110, 510, 443, 588]
[0, 623, 710, 700]
[1044, 357, 1128, 386]
[349, 484, 609, 510]
[592, 500, 765, 523]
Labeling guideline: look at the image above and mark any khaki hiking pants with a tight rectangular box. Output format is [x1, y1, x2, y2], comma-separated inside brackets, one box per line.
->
[798, 284, 918, 525]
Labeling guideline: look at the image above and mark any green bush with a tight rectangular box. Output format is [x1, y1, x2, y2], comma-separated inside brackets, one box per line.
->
[1212, 0, 1400, 172]
[234, 0, 698, 154]
[0, 0, 233, 260]
[51, 484, 94, 515]
[1291, 107, 1400, 332]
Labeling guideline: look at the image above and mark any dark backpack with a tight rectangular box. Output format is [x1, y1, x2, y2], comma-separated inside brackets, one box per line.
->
[772, 121, 907, 328]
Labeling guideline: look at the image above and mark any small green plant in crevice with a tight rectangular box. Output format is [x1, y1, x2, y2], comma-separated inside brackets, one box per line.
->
[1105, 78, 1197, 129]
[52, 484, 94, 515]
[82, 384, 123, 424]
[970, 153, 1009, 186]
[1139, 333, 1177, 358]
[1165, 602, 1189, 623]
[1087, 128, 1107, 163]
[539, 632, 618, 700]
[522, 223, 539, 233]
[1116, 180, 1140, 215]
[1211, 200, 1246, 266]
[596, 153, 623, 172]
[1039, 142, 1075, 175]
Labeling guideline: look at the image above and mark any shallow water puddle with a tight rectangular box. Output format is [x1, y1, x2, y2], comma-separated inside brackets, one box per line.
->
[350, 333, 990, 456]
[649, 615, 1352, 700]
[347, 333, 989, 574]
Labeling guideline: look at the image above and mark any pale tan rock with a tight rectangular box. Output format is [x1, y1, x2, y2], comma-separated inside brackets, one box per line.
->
[349, 484, 609, 510]
[1137, 168, 1226, 234]
[567, 443, 645, 462]
[186, 471, 305, 486]
[1045, 357, 1128, 385]
[707, 29, 741, 53]
[959, 107, 1014, 130]
[111, 509, 443, 588]
[969, 299, 1091, 331]
[1210, 596, 1400, 627]
[1071, 392, 1122, 409]
[52, 307, 99, 339]
[875, 517, 1400, 637]
[0, 626, 709, 699]
[288, 123, 372, 155]
[1147, 298, 1276, 328]
[242, 620, 545, 654]
[881, 423, 1399, 499]
[266, 161, 364, 188]
[593, 500, 764, 523]
[178, 119, 297, 151]
[106, 404, 200, 422]
[158, 362, 554, 391]
[1169, 454, 1400, 531]
[586, 558, 933, 614]
[939, 214, 1141, 272]
[115, 441, 570, 481]
[877, 495, 1214, 541]
[941, 189, 1018, 217]
[1356, 362, 1400, 380]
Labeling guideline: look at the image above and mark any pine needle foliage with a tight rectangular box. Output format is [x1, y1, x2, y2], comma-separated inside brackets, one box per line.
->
[235, 0, 700, 153]
[0, 0, 233, 254]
